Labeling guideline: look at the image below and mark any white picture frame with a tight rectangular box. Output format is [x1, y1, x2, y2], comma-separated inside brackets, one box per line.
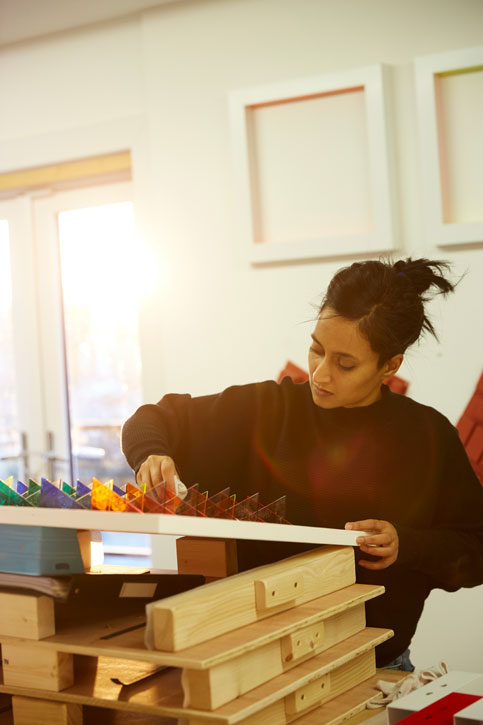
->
[229, 64, 398, 264]
[415, 45, 483, 247]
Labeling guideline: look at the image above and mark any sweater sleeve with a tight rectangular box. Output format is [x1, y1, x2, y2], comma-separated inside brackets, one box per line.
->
[121, 382, 269, 490]
[397, 422, 483, 590]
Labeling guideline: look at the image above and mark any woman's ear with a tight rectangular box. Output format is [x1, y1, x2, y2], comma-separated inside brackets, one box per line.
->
[382, 354, 404, 379]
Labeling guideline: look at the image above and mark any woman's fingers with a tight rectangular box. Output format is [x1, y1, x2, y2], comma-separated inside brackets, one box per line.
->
[346, 519, 383, 533]
[136, 455, 179, 496]
[160, 457, 179, 493]
[358, 532, 393, 547]
[346, 518, 399, 569]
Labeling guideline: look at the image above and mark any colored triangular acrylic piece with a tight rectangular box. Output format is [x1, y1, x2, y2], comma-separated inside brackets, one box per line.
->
[147, 481, 183, 514]
[256, 496, 289, 524]
[16, 480, 28, 495]
[125, 482, 142, 500]
[205, 488, 235, 519]
[0, 480, 32, 506]
[62, 481, 76, 497]
[174, 485, 208, 517]
[125, 482, 147, 504]
[24, 479, 41, 506]
[234, 492, 260, 520]
[28, 479, 41, 495]
[75, 492, 92, 509]
[76, 479, 91, 497]
[90, 478, 141, 512]
[126, 483, 166, 513]
[40, 478, 84, 509]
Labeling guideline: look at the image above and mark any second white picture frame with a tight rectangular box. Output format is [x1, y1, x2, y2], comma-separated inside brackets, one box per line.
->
[229, 64, 398, 264]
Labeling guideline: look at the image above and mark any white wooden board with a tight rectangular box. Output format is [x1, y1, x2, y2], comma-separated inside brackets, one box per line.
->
[387, 672, 483, 725]
[0, 506, 366, 545]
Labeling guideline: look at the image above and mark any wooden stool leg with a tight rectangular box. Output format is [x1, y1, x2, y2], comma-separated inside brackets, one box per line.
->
[3, 645, 74, 691]
[0, 592, 55, 640]
[12, 696, 82, 724]
[176, 537, 238, 578]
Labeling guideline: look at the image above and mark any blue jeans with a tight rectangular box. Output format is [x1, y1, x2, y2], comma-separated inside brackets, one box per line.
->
[383, 648, 415, 672]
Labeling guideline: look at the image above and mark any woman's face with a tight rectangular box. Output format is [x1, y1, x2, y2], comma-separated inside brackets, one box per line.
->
[308, 307, 400, 409]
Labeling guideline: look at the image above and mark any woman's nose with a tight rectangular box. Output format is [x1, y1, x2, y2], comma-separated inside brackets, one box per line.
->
[314, 358, 331, 382]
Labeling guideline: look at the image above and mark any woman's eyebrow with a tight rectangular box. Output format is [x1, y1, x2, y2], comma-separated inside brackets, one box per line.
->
[310, 334, 359, 360]
[337, 352, 359, 360]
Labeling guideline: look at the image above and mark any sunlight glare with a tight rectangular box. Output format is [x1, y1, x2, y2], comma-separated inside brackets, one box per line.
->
[0, 221, 13, 308]
[58, 202, 156, 310]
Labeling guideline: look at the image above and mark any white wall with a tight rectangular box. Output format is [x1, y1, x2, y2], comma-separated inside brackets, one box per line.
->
[1, 0, 483, 670]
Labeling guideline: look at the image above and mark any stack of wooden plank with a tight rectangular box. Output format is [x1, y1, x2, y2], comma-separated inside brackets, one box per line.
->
[0, 543, 399, 724]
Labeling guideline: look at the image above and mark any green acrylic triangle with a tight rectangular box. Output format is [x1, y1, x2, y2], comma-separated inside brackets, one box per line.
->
[28, 479, 41, 495]
[0, 480, 32, 506]
[62, 481, 76, 497]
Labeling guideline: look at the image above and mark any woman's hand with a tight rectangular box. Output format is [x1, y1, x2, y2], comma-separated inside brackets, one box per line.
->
[136, 454, 180, 496]
[345, 519, 399, 570]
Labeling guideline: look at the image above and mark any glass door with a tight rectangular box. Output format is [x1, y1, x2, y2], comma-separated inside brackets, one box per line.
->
[1, 183, 150, 562]
[0, 195, 45, 482]
[0, 216, 22, 480]
[33, 183, 145, 487]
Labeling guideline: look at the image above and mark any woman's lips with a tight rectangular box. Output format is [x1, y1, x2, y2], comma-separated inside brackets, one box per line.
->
[313, 384, 334, 397]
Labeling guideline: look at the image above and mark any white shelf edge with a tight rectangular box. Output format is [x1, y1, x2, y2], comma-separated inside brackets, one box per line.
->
[0, 507, 363, 546]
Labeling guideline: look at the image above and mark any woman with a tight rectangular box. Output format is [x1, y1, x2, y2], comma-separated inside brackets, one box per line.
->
[122, 258, 483, 670]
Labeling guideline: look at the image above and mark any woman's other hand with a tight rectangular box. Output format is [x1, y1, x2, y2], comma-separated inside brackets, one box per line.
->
[345, 519, 399, 569]
[136, 454, 180, 496]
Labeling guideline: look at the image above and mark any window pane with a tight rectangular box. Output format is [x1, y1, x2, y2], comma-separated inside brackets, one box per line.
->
[57, 202, 143, 488]
[0, 220, 20, 480]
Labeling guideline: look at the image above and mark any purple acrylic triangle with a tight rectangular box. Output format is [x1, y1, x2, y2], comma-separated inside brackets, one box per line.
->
[16, 480, 28, 495]
[40, 478, 84, 509]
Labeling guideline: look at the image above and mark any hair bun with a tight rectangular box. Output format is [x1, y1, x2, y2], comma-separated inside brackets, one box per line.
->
[321, 256, 456, 363]
[394, 258, 454, 297]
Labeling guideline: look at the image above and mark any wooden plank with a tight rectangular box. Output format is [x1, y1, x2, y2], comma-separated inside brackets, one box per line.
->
[0, 629, 392, 723]
[295, 669, 405, 724]
[0, 657, 185, 716]
[12, 696, 82, 725]
[224, 669, 405, 725]
[179, 629, 392, 723]
[0, 583, 382, 670]
[187, 648, 378, 724]
[151, 546, 355, 651]
[160, 583, 383, 669]
[254, 568, 305, 611]
[182, 604, 366, 710]
[0, 592, 55, 640]
[176, 537, 238, 578]
[3, 645, 73, 692]
[0, 508, 364, 546]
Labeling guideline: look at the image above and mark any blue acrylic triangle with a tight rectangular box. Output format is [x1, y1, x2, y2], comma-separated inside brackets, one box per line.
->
[40, 478, 83, 509]
[16, 480, 28, 495]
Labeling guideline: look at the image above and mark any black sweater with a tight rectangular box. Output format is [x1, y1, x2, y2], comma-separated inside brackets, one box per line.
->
[121, 378, 483, 665]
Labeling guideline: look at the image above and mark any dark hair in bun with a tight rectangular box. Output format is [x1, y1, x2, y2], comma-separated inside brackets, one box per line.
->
[320, 258, 455, 364]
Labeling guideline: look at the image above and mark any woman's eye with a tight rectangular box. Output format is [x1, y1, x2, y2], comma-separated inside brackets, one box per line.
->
[310, 346, 322, 355]
[338, 362, 355, 371]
